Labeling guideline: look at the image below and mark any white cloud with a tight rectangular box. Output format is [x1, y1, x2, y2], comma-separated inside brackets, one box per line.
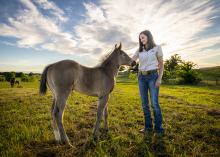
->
[0, 0, 219, 68]
[33, 0, 67, 22]
[73, 0, 220, 66]
[0, 0, 77, 54]
[169, 35, 220, 57]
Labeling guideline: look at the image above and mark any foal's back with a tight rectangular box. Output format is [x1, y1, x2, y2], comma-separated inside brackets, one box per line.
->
[46, 59, 114, 97]
[47, 60, 77, 85]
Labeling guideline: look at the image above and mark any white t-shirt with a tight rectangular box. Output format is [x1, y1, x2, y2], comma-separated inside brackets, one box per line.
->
[132, 45, 163, 71]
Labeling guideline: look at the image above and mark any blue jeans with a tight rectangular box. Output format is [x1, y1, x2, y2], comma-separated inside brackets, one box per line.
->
[138, 71, 164, 133]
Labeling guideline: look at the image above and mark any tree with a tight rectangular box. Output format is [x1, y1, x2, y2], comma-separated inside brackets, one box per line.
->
[16, 72, 25, 78]
[164, 54, 182, 79]
[0, 76, 5, 82]
[176, 61, 202, 84]
[21, 75, 35, 82]
[29, 72, 34, 76]
[162, 70, 171, 82]
[5, 72, 15, 82]
[164, 54, 182, 72]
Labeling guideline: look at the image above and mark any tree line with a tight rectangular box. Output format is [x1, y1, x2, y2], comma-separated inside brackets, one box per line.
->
[0, 72, 39, 82]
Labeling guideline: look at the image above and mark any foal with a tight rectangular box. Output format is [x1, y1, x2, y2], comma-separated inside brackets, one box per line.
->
[39, 43, 136, 145]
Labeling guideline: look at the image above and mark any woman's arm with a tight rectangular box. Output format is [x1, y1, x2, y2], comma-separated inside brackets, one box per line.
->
[155, 45, 164, 87]
[155, 56, 164, 87]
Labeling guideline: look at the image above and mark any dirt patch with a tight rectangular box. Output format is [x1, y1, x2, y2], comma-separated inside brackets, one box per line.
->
[185, 102, 208, 109]
[160, 94, 178, 100]
[207, 109, 220, 118]
[161, 94, 212, 110]
[36, 150, 56, 157]
[24, 140, 59, 157]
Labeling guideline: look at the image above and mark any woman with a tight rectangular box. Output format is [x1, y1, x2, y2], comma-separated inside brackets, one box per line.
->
[132, 30, 164, 135]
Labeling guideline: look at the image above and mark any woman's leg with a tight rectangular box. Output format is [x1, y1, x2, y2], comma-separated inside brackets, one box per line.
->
[148, 73, 164, 133]
[138, 73, 153, 130]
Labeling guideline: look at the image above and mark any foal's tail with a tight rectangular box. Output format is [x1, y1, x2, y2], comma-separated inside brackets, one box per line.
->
[39, 65, 51, 95]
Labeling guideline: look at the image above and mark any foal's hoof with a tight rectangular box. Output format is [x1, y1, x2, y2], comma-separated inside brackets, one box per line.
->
[65, 141, 73, 148]
[66, 143, 74, 148]
[104, 128, 109, 132]
[59, 140, 73, 147]
[92, 135, 99, 143]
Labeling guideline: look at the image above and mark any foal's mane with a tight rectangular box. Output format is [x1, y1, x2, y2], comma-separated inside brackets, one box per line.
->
[96, 48, 117, 68]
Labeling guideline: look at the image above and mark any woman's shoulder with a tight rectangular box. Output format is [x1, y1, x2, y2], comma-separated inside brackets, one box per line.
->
[154, 45, 161, 49]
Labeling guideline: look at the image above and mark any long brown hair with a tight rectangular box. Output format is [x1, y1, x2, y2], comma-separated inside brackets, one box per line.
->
[139, 30, 156, 52]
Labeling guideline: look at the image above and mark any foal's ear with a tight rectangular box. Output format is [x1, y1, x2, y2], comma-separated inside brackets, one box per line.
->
[118, 42, 122, 50]
[115, 42, 122, 50]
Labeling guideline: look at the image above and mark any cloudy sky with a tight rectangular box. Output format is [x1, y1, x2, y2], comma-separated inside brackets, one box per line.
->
[0, 0, 220, 73]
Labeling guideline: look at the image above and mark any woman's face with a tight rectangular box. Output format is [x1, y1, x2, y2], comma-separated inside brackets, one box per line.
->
[140, 33, 148, 45]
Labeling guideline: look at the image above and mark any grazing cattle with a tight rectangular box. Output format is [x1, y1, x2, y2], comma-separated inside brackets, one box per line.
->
[15, 80, 19, 85]
[10, 78, 15, 88]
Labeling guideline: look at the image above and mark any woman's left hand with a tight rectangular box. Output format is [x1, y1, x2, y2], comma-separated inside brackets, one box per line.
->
[155, 79, 161, 87]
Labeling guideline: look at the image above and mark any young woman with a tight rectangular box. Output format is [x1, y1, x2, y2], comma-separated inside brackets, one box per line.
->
[132, 30, 164, 135]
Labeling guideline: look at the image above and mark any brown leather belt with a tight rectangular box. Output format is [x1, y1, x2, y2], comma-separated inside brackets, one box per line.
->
[138, 69, 158, 75]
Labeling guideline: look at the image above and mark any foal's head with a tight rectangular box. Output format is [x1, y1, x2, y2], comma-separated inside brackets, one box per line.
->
[113, 43, 136, 67]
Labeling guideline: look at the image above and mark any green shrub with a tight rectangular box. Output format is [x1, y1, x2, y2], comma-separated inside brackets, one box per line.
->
[21, 75, 35, 82]
[129, 73, 138, 82]
[177, 69, 202, 85]
[0, 76, 6, 82]
[162, 70, 171, 82]
[4, 72, 15, 82]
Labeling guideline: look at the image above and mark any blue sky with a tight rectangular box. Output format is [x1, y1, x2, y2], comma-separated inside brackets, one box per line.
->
[0, 0, 220, 73]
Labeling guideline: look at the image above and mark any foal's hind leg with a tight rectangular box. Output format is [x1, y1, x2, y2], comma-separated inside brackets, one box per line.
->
[93, 94, 109, 139]
[51, 99, 60, 142]
[53, 90, 71, 145]
[103, 105, 109, 131]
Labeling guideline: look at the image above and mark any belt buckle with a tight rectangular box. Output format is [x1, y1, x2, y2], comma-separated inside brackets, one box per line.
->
[139, 71, 148, 75]
[142, 71, 148, 75]
[140, 70, 157, 75]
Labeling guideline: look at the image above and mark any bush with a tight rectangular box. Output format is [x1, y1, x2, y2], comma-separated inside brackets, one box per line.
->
[176, 61, 202, 85]
[162, 70, 171, 82]
[0, 76, 6, 82]
[164, 78, 181, 85]
[129, 73, 138, 82]
[176, 69, 202, 85]
[21, 75, 35, 82]
[4, 72, 15, 82]
[16, 72, 25, 78]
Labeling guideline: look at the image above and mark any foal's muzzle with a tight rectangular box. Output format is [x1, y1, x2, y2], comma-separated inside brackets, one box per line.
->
[130, 60, 136, 67]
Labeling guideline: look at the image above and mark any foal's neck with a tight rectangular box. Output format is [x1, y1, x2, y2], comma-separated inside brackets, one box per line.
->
[103, 61, 119, 78]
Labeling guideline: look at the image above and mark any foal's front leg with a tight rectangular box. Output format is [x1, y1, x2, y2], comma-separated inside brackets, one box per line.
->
[93, 94, 109, 139]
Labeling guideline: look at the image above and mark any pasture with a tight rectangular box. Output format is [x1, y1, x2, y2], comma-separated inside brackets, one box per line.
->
[0, 79, 220, 157]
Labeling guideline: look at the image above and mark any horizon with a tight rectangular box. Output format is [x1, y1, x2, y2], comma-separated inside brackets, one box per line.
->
[0, 65, 219, 74]
[0, 0, 220, 73]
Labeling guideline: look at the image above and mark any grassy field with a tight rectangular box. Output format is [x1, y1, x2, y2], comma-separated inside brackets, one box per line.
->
[0, 79, 220, 157]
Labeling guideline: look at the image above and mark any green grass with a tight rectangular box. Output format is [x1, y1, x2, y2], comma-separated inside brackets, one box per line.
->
[0, 80, 220, 157]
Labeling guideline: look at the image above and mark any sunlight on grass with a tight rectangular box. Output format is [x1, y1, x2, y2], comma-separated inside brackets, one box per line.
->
[0, 80, 219, 156]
